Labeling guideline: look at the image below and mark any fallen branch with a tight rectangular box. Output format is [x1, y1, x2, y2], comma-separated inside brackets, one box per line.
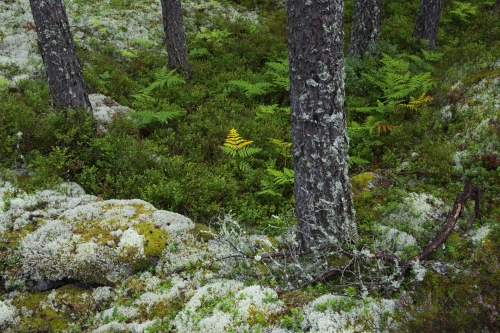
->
[212, 184, 481, 294]
[398, 183, 481, 274]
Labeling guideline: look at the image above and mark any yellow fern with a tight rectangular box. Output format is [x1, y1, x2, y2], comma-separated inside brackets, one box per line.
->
[223, 128, 253, 150]
[220, 129, 261, 172]
[403, 93, 433, 111]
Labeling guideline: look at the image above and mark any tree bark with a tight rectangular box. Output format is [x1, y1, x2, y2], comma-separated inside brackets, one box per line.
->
[160, 0, 190, 78]
[288, 0, 357, 250]
[491, 0, 500, 12]
[413, 0, 443, 50]
[348, 0, 382, 58]
[29, 0, 91, 111]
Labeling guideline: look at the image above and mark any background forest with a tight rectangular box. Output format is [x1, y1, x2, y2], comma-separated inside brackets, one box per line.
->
[1, 0, 500, 332]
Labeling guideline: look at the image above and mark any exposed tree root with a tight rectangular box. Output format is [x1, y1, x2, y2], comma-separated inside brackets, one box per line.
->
[212, 184, 481, 295]
[274, 183, 481, 294]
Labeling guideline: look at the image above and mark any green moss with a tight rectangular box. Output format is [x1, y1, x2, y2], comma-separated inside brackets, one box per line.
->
[351, 172, 375, 193]
[187, 223, 214, 242]
[134, 223, 170, 257]
[140, 298, 183, 320]
[11, 285, 93, 332]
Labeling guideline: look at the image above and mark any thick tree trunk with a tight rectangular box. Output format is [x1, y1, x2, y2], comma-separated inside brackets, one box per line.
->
[288, 0, 357, 250]
[29, 0, 91, 111]
[348, 0, 382, 58]
[413, 0, 443, 50]
[160, 0, 190, 78]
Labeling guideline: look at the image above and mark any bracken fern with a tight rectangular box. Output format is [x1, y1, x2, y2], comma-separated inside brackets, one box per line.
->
[220, 129, 261, 172]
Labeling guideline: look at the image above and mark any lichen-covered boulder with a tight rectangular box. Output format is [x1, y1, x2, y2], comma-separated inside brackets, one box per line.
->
[0, 180, 194, 290]
[300, 294, 398, 333]
[0, 300, 18, 327]
[172, 280, 285, 333]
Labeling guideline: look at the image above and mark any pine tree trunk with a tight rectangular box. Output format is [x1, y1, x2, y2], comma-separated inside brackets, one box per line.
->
[491, 0, 500, 12]
[288, 0, 357, 250]
[29, 0, 91, 111]
[161, 0, 190, 78]
[413, 0, 443, 50]
[348, 0, 382, 58]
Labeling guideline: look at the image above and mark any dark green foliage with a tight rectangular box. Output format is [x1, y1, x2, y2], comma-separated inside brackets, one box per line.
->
[397, 228, 500, 332]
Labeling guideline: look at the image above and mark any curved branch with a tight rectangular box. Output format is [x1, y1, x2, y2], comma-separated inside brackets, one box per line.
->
[399, 183, 480, 273]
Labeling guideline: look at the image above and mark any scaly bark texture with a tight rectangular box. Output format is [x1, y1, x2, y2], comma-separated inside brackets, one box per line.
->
[348, 0, 382, 58]
[288, 0, 357, 250]
[491, 0, 500, 12]
[413, 0, 443, 50]
[161, 0, 190, 78]
[29, 0, 91, 111]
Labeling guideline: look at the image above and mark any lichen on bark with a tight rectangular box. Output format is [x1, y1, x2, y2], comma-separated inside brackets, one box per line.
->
[413, 0, 443, 50]
[160, 0, 190, 78]
[288, 0, 357, 250]
[348, 0, 382, 58]
[29, 0, 91, 111]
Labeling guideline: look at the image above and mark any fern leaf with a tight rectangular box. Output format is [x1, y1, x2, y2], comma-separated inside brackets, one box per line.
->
[238, 161, 251, 172]
[257, 188, 283, 197]
[348, 156, 370, 167]
[421, 49, 444, 62]
[451, 1, 478, 22]
[129, 111, 157, 125]
[130, 92, 155, 102]
[228, 80, 274, 98]
[238, 146, 262, 158]
[153, 110, 186, 124]
[265, 59, 290, 91]
[269, 138, 292, 158]
[132, 66, 185, 102]
[130, 108, 186, 126]
[220, 146, 238, 158]
[223, 128, 254, 150]
[403, 93, 433, 111]
[376, 124, 398, 133]
[255, 105, 290, 120]
[267, 167, 294, 185]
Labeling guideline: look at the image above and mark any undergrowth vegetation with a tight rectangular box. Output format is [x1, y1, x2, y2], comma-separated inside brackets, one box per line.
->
[1, 0, 500, 331]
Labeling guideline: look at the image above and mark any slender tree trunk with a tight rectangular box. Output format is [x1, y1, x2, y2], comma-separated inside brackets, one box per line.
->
[29, 0, 91, 111]
[288, 0, 357, 250]
[160, 0, 190, 78]
[348, 0, 382, 58]
[413, 0, 443, 50]
[491, 0, 500, 12]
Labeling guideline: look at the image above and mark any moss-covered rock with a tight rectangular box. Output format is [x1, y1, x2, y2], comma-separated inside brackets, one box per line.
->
[0, 180, 194, 289]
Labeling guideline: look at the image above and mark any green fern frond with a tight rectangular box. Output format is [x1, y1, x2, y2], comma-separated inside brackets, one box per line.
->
[255, 105, 290, 120]
[451, 1, 478, 22]
[348, 121, 368, 136]
[420, 49, 444, 62]
[267, 167, 294, 185]
[130, 108, 186, 126]
[358, 53, 436, 134]
[348, 156, 370, 167]
[265, 58, 290, 91]
[132, 66, 186, 102]
[228, 80, 274, 98]
[189, 47, 211, 59]
[269, 138, 292, 158]
[130, 92, 155, 102]
[238, 161, 252, 172]
[257, 188, 283, 197]
[220, 146, 238, 158]
[238, 146, 262, 158]
[153, 66, 186, 88]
